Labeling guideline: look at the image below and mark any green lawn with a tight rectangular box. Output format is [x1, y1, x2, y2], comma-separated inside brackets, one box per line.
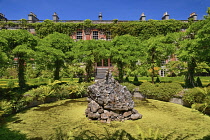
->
[0, 76, 209, 88]
[1, 98, 210, 140]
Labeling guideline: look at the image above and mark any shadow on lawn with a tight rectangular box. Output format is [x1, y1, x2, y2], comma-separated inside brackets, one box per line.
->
[0, 126, 27, 140]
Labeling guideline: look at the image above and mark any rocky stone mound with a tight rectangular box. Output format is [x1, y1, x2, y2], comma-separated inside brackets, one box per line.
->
[85, 71, 142, 122]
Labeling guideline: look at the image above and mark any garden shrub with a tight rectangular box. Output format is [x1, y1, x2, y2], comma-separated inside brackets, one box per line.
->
[196, 77, 203, 87]
[78, 77, 83, 83]
[121, 82, 137, 93]
[133, 75, 141, 86]
[139, 82, 183, 101]
[183, 87, 210, 114]
[155, 77, 161, 83]
[183, 87, 207, 105]
[124, 76, 130, 82]
[0, 81, 92, 114]
[0, 100, 13, 114]
[7, 80, 15, 88]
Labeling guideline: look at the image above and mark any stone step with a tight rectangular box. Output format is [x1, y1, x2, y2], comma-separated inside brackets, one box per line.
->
[95, 68, 109, 79]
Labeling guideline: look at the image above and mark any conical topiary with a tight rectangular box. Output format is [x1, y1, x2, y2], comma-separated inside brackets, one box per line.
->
[124, 76, 130, 82]
[196, 77, 202, 87]
[155, 77, 161, 83]
[133, 75, 140, 86]
[78, 77, 83, 83]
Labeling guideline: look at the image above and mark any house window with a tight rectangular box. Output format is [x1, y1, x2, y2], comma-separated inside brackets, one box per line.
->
[92, 31, 98, 40]
[161, 69, 166, 77]
[76, 31, 83, 40]
[106, 31, 111, 40]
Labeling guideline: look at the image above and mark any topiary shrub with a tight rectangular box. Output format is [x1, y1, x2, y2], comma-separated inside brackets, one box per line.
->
[155, 77, 161, 83]
[183, 87, 210, 114]
[139, 82, 183, 101]
[196, 77, 203, 87]
[78, 77, 83, 83]
[139, 82, 156, 99]
[124, 76, 130, 82]
[183, 87, 206, 105]
[133, 75, 141, 86]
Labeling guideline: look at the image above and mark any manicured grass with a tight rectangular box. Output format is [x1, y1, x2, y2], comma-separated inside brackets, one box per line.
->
[1, 98, 210, 139]
[0, 76, 209, 88]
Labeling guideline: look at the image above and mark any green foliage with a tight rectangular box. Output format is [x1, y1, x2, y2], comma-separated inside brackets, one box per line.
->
[36, 32, 74, 80]
[78, 77, 83, 83]
[177, 10, 210, 87]
[1, 67, 18, 79]
[139, 82, 183, 101]
[143, 33, 180, 83]
[0, 81, 92, 115]
[25, 63, 39, 79]
[166, 60, 187, 77]
[7, 80, 15, 88]
[0, 100, 13, 114]
[111, 34, 145, 82]
[124, 76, 130, 82]
[0, 19, 188, 39]
[133, 75, 141, 86]
[71, 39, 110, 82]
[155, 77, 161, 83]
[183, 87, 210, 114]
[196, 77, 203, 87]
[183, 88, 206, 105]
[61, 64, 85, 79]
[121, 82, 137, 93]
[0, 127, 27, 140]
[0, 29, 38, 88]
[2, 98, 210, 139]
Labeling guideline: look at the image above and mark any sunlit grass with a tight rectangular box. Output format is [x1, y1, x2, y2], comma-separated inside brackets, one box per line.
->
[1, 98, 210, 139]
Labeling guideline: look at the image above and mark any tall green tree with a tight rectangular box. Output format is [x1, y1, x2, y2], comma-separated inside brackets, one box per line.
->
[36, 32, 74, 80]
[0, 29, 38, 88]
[71, 39, 110, 82]
[0, 37, 8, 69]
[177, 8, 210, 87]
[143, 33, 179, 83]
[111, 34, 145, 82]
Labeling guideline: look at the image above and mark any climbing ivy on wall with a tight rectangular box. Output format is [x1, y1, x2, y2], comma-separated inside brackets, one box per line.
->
[0, 19, 189, 38]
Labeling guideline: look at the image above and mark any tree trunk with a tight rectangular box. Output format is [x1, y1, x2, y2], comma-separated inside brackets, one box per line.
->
[185, 59, 196, 88]
[118, 62, 124, 83]
[151, 48, 155, 84]
[54, 60, 62, 80]
[18, 58, 26, 89]
[151, 62, 155, 84]
[85, 61, 93, 82]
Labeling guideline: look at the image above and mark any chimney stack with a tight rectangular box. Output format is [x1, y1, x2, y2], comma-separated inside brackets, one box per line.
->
[98, 12, 102, 20]
[162, 12, 169, 20]
[28, 12, 39, 23]
[53, 12, 59, 22]
[0, 13, 7, 21]
[188, 12, 197, 20]
[140, 13, 146, 21]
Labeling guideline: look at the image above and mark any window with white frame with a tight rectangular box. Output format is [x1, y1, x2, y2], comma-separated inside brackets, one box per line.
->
[76, 31, 83, 40]
[106, 31, 111, 40]
[92, 31, 98, 40]
[160, 69, 166, 77]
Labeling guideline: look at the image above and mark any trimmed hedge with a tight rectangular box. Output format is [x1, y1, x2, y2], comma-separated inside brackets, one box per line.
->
[183, 87, 210, 114]
[139, 82, 183, 101]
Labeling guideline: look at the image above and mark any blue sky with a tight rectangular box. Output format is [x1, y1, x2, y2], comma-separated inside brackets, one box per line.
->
[0, 0, 209, 21]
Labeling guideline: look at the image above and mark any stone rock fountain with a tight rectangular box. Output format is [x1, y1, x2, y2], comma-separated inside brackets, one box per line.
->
[85, 71, 142, 123]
